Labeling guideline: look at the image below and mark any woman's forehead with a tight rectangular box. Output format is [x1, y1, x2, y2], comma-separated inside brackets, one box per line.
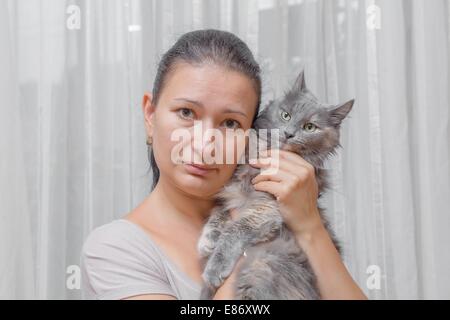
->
[161, 63, 258, 111]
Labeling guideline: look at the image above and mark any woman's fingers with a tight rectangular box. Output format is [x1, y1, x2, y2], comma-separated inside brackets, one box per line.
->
[256, 148, 306, 166]
[250, 150, 314, 176]
[250, 149, 318, 202]
[252, 180, 285, 200]
[276, 149, 315, 173]
[251, 168, 293, 184]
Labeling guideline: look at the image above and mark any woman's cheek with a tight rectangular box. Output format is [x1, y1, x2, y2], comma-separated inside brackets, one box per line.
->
[153, 121, 184, 171]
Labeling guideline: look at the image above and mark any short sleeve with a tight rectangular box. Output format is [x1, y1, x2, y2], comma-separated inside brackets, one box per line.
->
[80, 221, 177, 300]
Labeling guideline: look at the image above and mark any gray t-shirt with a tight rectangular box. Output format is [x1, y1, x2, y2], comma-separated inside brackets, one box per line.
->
[80, 219, 202, 300]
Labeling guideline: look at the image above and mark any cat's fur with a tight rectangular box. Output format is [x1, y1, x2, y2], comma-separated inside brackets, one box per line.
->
[197, 70, 354, 299]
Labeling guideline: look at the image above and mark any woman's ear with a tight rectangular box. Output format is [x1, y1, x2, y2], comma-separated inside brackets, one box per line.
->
[142, 92, 156, 138]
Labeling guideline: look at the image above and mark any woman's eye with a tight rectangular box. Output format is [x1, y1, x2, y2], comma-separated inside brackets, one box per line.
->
[303, 123, 317, 132]
[178, 108, 194, 119]
[281, 111, 291, 121]
[222, 119, 241, 130]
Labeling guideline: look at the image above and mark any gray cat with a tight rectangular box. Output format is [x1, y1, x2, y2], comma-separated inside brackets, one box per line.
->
[197, 70, 354, 299]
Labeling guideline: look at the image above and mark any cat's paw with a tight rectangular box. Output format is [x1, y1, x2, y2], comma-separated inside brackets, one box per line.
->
[202, 266, 225, 290]
[198, 235, 215, 259]
[198, 229, 220, 259]
[199, 284, 216, 300]
[202, 256, 234, 290]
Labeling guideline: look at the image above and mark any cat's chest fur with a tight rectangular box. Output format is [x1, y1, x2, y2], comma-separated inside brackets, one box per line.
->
[215, 164, 276, 214]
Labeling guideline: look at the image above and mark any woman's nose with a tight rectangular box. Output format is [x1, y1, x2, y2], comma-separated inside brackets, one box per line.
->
[191, 120, 218, 161]
[191, 119, 216, 142]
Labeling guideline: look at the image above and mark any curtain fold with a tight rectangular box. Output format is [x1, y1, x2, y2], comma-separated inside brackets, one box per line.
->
[1, 0, 35, 299]
[0, 0, 449, 299]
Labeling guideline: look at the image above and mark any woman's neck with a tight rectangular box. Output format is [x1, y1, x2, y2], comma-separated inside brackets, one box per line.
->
[149, 177, 215, 230]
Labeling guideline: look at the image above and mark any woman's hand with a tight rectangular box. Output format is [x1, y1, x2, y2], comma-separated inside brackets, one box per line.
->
[213, 254, 245, 300]
[249, 149, 367, 299]
[250, 149, 323, 236]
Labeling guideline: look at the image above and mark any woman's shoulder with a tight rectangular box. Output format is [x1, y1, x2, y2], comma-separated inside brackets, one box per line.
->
[82, 219, 159, 254]
[83, 219, 134, 246]
[80, 219, 176, 299]
[81, 219, 167, 270]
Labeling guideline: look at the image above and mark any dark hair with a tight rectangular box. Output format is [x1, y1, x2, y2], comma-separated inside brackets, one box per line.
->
[148, 29, 262, 190]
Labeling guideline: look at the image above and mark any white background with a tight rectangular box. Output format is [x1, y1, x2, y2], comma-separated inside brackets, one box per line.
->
[0, 0, 449, 299]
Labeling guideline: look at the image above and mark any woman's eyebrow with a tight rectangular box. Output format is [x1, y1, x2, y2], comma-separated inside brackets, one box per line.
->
[174, 98, 204, 107]
[174, 98, 248, 118]
[223, 108, 248, 118]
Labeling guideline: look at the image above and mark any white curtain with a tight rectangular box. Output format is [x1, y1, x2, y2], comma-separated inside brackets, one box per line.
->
[1, 0, 449, 299]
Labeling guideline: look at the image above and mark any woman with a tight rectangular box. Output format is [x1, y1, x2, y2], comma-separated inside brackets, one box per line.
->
[80, 29, 367, 300]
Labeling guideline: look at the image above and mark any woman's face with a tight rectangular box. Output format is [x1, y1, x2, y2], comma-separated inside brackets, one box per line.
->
[143, 63, 258, 198]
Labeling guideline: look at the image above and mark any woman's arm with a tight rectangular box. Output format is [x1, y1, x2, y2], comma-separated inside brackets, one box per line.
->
[294, 214, 367, 300]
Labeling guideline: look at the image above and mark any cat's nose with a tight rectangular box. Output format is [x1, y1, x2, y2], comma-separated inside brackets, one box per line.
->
[284, 131, 295, 139]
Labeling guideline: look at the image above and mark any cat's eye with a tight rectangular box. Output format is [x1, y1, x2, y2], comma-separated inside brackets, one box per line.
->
[281, 111, 291, 121]
[303, 123, 317, 132]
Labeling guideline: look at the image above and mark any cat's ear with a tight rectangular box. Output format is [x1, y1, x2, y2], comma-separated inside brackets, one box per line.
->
[328, 99, 354, 126]
[292, 70, 306, 92]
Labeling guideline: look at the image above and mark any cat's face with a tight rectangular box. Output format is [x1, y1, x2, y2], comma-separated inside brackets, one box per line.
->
[253, 71, 354, 166]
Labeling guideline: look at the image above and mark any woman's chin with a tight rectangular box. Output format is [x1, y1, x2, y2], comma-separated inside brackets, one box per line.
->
[176, 173, 221, 198]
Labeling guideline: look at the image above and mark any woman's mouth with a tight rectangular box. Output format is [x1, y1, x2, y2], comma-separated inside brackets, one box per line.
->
[183, 163, 218, 176]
